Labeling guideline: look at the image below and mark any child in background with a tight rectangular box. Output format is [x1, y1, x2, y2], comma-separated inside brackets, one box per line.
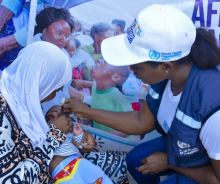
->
[65, 38, 84, 80]
[65, 38, 90, 98]
[89, 59, 133, 138]
[65, 37, 77, 58]
[46, 106, 112, 184]
[138, 81, 149, 108]
[122, 66, 141, 111]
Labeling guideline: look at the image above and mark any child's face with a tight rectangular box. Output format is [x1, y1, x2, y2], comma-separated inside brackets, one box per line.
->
[65, 42, 76, 58]
[46, 106, 83, 136]
[46, 106, 62, 122]
[90, 59, 114, 80]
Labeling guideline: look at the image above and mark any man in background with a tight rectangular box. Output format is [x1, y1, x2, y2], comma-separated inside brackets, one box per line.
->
[111, 19, 126, 35]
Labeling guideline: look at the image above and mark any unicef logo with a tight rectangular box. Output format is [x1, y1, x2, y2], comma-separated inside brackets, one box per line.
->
[149, 50, 160, 60]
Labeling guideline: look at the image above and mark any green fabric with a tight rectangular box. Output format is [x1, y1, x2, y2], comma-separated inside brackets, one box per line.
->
[79, 45, 102, 81]
[91, 84, 133, 132]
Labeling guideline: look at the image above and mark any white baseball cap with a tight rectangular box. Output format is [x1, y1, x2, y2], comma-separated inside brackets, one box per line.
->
[101, 4, 196, 66]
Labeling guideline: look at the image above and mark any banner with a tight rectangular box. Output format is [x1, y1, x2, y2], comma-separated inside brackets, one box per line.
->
[69, 0, 220, 45]
[28, 0, 220, 46]
[27, 0, 220, 157]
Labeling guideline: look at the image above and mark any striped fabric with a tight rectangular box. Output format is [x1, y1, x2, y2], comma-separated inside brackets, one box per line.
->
[148, 85, 159, 99]
[54, 132, 84, 157]
[176, 109, 201, 129]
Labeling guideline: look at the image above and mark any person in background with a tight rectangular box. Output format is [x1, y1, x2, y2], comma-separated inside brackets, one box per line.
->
[34, 7, 74, 50]
[62, 5, 220, 184]
[90, 60, 132, 137]
[122, 66, 141, 111]
[64, 38, 84, 81]
[73, 38, 84, 81]
[111, 19, 126, 35]
[72, 22, 113, 88]
[138, 82, 148, 108]
[73, 37, 81, 48]
[65, 37, 77, 58]
[0, 0, 29, 71]
[73, 20, 94, 47]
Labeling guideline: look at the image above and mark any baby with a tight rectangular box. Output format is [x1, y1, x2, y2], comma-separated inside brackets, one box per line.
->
[46, 105, 112, 184]
[65, 38, 77, 58]
[65, 38, 83, 80]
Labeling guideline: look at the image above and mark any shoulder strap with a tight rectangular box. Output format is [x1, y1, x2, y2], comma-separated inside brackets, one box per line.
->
[202, 105, 220, 126]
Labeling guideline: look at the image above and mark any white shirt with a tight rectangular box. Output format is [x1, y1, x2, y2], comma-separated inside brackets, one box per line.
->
[54, 132, 84, 157]
[157, 80, 220, 160]
[73, 32, 94, 47]
[122, 72, 139, 103]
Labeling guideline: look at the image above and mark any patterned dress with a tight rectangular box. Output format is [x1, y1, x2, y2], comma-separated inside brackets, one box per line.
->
[0, 93, 66, 183]
[0, 19, 23, 70]
[0, 93, 129, 184]
[0, 0, 26, 70]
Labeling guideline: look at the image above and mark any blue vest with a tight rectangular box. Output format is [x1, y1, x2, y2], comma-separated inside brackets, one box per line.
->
[146, 64, 220, 168]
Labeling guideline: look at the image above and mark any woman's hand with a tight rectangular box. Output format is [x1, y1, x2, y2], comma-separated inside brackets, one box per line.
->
[72, 130, 95, 153]
[48, 114, 73, 134]
[136, 152, 169, 175]
[62, 97, 89, 118]
[0, 6, 13, 31]
[0, 35, 19, 59]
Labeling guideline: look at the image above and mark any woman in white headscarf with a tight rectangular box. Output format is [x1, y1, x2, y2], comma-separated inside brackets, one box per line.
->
[0, 41, 73, 184]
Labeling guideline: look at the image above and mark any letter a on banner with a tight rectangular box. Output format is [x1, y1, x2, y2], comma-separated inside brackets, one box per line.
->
[192, 0, 205, 27]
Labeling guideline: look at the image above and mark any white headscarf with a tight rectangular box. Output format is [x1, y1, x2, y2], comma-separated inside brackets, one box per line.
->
[1, 41, 72, 146]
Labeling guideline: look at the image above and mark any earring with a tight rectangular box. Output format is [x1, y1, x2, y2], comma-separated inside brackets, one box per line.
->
[166, 71, 169, 73]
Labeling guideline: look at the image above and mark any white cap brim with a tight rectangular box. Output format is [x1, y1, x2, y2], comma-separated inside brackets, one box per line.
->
[101, 34, 147, 66]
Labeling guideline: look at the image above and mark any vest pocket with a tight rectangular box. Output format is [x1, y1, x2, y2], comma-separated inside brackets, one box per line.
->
[170, 118, 201, 157]
[171, 133, 200, 158]
[169, 118, 210, 167]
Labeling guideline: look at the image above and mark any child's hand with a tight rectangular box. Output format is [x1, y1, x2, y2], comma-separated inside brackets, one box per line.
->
[73, 123, 83, 136]
[72, 130, 95, 153]
[122, 90, 125, 94]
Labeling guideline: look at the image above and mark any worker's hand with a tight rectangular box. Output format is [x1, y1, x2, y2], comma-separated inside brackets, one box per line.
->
[136, 152, 169, 175]
[0, 5, 13, 31]
[62, 97, 89, 118]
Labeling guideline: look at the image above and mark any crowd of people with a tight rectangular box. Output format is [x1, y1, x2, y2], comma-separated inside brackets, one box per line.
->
[1, 1, 220, 184]
[32, 7, 145, 139]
